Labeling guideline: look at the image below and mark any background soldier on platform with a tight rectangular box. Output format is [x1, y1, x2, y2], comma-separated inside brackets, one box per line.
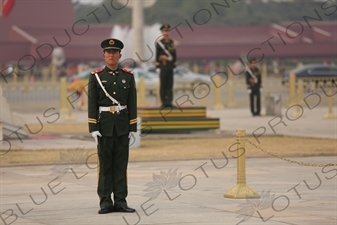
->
[246, 57, 263, 116]
[155, 23, 177, 108]
[88, 38, 137, 214]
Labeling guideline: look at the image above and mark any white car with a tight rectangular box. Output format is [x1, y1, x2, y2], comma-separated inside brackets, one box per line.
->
[146, 66, 211, 91]
[132, 68, 159, 95]
[67, 67, 159, 95]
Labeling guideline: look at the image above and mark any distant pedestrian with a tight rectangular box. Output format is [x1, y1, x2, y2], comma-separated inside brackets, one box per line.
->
[246, 58, 262, 116]
[155, 23, 177, 108]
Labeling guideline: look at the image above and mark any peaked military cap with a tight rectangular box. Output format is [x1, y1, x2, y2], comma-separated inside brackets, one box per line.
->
[101, 38, 124, 51]
[160, 24, 171, 31]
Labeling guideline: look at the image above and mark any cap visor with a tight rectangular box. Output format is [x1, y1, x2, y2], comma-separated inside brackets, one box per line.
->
[104, 47, 121, 50]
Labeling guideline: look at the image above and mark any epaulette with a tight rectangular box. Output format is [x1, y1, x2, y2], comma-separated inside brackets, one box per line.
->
[91, 68, 103, 75]
[122, 68, 133, 75]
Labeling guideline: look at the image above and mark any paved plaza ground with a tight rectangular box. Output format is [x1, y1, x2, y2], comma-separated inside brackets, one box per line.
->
[0, 157, 336, 225]
[0, 106, 336, 225]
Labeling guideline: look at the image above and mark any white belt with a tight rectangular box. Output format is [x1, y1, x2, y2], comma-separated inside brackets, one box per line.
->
[99, 105, 127, 114]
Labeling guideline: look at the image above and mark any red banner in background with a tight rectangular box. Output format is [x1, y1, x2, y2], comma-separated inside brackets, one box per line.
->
[2, 0, 15, 18]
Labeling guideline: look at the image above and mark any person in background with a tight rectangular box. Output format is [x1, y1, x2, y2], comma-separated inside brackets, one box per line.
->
[246, 57, 262, 116]
[155, 23, 177, 108]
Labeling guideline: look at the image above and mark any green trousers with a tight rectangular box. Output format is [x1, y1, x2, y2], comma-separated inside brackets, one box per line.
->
[97, 130, 129, 209]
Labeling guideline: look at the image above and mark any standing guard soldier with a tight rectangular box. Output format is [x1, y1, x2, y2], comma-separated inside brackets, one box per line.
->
[246, 57, 263, 116]
[155, 23, 177, 108]
[88, 38, 137, 214]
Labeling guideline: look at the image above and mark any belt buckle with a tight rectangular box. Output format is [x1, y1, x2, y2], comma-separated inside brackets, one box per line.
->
[110, 106, 116, 114]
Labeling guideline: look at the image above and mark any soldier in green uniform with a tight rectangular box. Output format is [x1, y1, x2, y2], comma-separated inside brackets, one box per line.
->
[88, 38, 137, 214]
[155, 23, 177, 108]
[246, 57, 263, 116]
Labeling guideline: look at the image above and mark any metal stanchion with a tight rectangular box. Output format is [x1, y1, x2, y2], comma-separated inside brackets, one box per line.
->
[297, 79, 304, 105]
[137, 76, 146, 106]
[224, 129, 260, 199]
[292, 79, 305, 118]
[261, 62, 267, 79]
[59, 77, 68, 113]
[51, 65, 57, 82]
[201, 86, 207, 107]
[21, 72, 29, 93]
[323, 81, 337, 119]
[226, 80, 237, 107]
[288, 72, 296, 106]
[225, 67, 236, 107]
[309, 79, 316, 92]
[213, 74, 224, 110]
[80, 89, 88, 111]
[156, 84, 161, 106]
[13, 66, 18, 84]
[42, 66, 50, 81]
[65, 98, 76, 121]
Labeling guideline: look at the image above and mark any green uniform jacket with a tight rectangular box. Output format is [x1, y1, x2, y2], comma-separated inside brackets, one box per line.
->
[88, 66, 137, 136]
[155, 38, 177, 69]
[246, 67, 262, 91]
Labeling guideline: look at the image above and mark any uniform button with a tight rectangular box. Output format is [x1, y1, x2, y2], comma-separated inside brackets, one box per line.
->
[113, 92, 116, 94]
[114, 82, 116, 85]
[124, 87, 126, 89]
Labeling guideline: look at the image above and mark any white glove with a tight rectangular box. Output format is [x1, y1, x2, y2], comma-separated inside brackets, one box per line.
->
[156, 68, 160, 74]
[260, 88, 263, 92]
[247, 89, 252, 94]
[128, 132, 135, 139]
[91, 131, 102, 145]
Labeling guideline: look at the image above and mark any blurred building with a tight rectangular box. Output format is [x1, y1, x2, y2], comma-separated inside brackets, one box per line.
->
[0, 0, 336, 69]
[169, 22, 337, 61]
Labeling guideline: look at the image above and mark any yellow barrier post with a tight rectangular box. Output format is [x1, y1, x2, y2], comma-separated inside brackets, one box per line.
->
[288, 72, 296, 106]
[81, 87, 88, 111]
[225, 67, 237, 107]
[42, 66, 50, 81]
[224, 129, 260, 199]
[21, 72, 29, 93]
[292, 79, 305, 118]
[226, 80, 237, 107]
[137, 76, 146, 106]
[65, 97, 76, 121]
[213, 74, 225, 110]
[201, 86, 207, 107]
[297, 79, 304, 105]
[13, 66, 18, 83]
[156, 84, 161, 106]
[59, 77, 68, 113]
[261, 62, 267, 79]
[51, 65, 57, 82]
[323, 81, 337, 119]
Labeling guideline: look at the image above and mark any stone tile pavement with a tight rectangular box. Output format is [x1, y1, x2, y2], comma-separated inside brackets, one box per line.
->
[0, 156, 336, 225]
[0, 105, 336, 225]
